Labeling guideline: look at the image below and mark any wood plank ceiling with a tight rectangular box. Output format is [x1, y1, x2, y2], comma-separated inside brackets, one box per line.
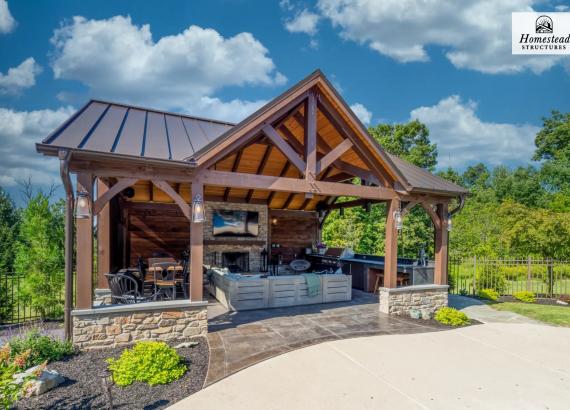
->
[130, 100, 375, 211]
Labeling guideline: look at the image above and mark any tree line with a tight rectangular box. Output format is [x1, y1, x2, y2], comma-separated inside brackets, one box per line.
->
[0, 186, 65, 321]
[323, 111, 570, 260]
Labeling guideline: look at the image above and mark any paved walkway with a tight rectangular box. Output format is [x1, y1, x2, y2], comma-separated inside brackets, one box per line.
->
[449, 294, 542, 324]
[172, 322, 570, 410]
[204, 290, 449, 386]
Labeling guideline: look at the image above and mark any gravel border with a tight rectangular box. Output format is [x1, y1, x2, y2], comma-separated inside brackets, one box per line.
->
[16, 336, 209, 410]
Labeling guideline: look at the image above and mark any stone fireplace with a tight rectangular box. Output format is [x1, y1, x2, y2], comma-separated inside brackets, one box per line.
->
[203, 201, 268, 272]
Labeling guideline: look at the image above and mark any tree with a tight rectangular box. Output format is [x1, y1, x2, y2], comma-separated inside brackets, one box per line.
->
[0, 187, 19, 273]
[534, 111, 570, 195]
[14, 192, 65, 319]
[0, 188, 19, 321]
[462, 163, 490, 190]
[368, 120, 438, 170]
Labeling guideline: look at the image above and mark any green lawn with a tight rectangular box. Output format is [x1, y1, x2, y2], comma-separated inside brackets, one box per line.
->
[491, 302, 570, 327]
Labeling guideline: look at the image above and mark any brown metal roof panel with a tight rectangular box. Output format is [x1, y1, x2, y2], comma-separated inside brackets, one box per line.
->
[52, 101, 109, 148]
[199, 121, 232, 141]
[82, 105, 128, 152]
[388, 155, 468, 194]
[182, 118, 211, 153]
[113, 108, 146, 156]
[165, 114, 194, 161]
[144, 112, 170, 160]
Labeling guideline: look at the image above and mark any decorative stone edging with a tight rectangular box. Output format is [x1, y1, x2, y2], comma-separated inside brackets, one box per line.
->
[379, 284, 449, 317]
[72, 301, 208, 350]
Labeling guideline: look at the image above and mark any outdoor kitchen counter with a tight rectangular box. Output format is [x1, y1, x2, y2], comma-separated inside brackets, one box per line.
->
[208, 269, 352, 311]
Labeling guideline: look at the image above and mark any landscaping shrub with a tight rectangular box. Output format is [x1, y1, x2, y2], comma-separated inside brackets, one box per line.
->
[107, 341, 187, 386]
[1, 344, 44, 409]
[513, 290, 536, 303]
[459, 288, 468, 296]
[9, 330, 74, 369]
[434, 307, 470, 326]
[478, 288, 500, 301]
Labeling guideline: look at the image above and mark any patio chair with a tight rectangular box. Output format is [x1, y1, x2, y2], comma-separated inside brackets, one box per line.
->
[153, 263, 177, 301]
[105, 273, 153, 304]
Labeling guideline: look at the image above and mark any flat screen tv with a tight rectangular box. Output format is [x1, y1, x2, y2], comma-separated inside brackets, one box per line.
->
[213, 210, 259, 237]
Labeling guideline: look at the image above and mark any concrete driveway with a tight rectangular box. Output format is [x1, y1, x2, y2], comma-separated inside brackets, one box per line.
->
[171, 321, 570, 410]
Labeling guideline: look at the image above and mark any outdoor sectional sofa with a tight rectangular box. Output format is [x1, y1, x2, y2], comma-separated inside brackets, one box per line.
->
[208, 268, 352, 311]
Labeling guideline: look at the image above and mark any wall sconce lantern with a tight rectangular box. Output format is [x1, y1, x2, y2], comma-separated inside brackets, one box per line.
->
[271, 217, 278, 225]
[75, 190, 91, 219]
[192, 194, 205, 223]
[393, 210, 403, 231]
[446, 213, 452, 232]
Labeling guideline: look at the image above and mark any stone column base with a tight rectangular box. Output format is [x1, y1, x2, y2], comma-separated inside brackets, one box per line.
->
[72, 300, 208, 350]
[379, 284, 448, 317]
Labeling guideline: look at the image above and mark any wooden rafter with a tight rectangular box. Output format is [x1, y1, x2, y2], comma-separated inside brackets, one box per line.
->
[267, 162, 291, 206]
[223, 150, 243, 201]
[262, 125, 306, 174]
[245, 145, 272, 203]
[291, 112, 379, 185]
[282, 193, 295, 209]
[304, 91, 317, 178]
[317, 96, 392, 187]
[316, 138, 353, 175]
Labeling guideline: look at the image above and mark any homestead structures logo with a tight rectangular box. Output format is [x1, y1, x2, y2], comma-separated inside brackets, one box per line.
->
[512, 12, 570, 55]
[536, 15, 553, 33]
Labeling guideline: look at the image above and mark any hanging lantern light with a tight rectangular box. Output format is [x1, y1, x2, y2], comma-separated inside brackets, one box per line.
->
[192, 194, 205, 223]
[393, 210, 403, 230]
[446, 213, 452, 232]
[75, 190, 91, 219]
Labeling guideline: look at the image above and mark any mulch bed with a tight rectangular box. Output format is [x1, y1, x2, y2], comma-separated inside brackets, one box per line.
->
[499, 295, 569, 307]
[16, 336, 209, 410]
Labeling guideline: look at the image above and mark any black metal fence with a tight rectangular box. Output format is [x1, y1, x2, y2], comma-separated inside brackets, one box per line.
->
[449, 257, 570, 298]
[0, 272, 65, 325]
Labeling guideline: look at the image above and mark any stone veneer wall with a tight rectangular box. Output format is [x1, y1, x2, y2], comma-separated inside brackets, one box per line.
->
[378, 285, 448, 317]
[204, 201, 268, 272]
[72, 301, 208, 350]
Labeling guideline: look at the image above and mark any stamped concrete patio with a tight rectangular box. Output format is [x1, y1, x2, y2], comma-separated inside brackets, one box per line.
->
[204, 290, 452, 385]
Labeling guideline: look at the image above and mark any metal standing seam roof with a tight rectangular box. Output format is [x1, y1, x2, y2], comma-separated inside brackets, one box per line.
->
[37, 91, 467, 197]
[41, 99, 234, 162]
[388, 154, 469, 195]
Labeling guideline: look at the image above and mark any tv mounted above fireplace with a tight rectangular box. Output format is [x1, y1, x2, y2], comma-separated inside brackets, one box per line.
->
[213, 210, 259, 237]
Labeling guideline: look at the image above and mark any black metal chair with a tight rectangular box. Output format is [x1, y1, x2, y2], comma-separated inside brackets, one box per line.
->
[153, 263, 177, 301]
[105, 273, 152, 304]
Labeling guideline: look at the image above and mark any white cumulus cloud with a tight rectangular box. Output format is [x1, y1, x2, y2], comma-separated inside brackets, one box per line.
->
[285, 9, 320, 35]
[410, 95, 540, 169]
[0, 107, 75, 187]
[350, 102, 372, 125]
[50, 15, 286, 122]
[0, 58, 42, 95]
[317, 0, 568, 74]
[0, 0, 16, 34]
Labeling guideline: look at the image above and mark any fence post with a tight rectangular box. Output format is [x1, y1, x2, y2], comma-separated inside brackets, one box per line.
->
[472, 255, 477, 295]
[548, 258, 554, 298]
[527, 256, 532, 292]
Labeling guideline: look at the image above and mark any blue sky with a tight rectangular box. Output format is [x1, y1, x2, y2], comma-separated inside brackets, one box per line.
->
[0, 0, 569, 200]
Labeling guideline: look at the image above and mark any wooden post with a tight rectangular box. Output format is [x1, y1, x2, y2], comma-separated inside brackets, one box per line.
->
[434, 203, 449, 285]
[384, 198, 399, 288]
[96, 179, 111, 289]
[305, 91, 317, 178]
[76, 173, 94, 309]
[190, 180, 204, 301]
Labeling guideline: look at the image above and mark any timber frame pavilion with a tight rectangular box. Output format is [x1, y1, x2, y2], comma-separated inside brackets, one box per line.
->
[37, 70, 468, 342]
